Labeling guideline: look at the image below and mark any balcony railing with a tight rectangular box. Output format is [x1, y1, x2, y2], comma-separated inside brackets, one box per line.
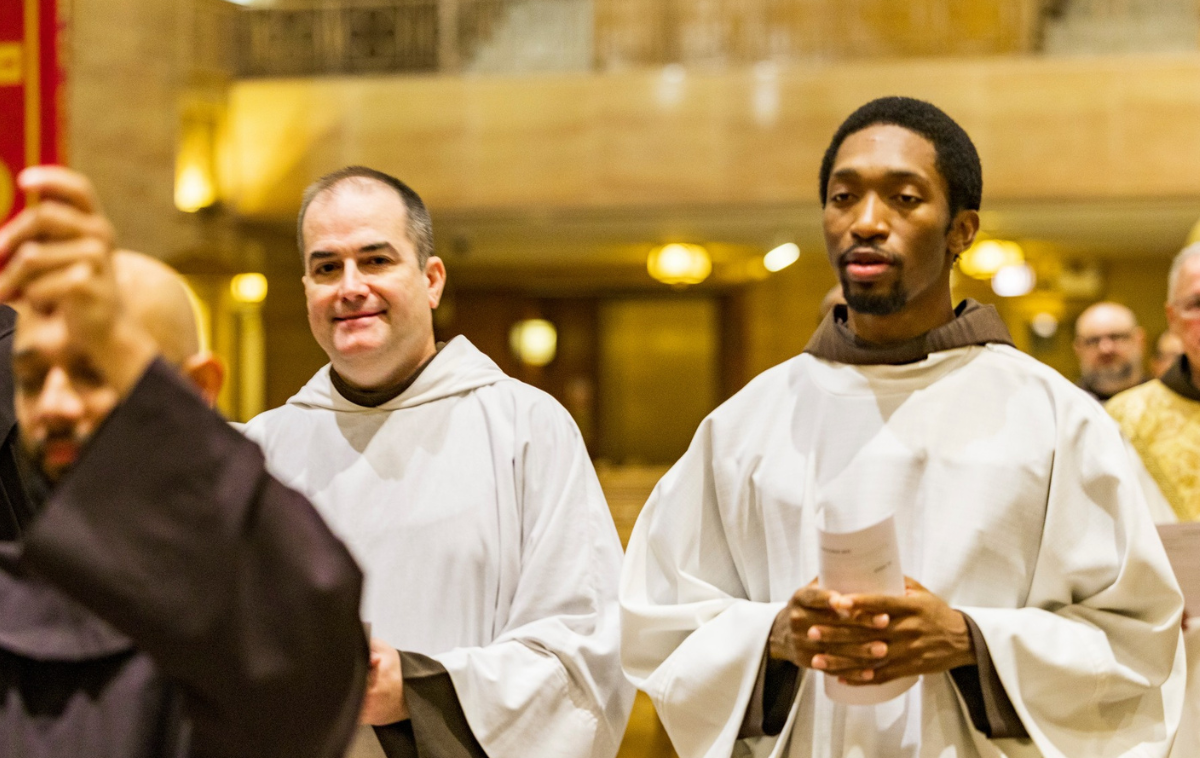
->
[239, 2, 440, 76]
[596, 0, 1040, 68]
[189, 0, 1200, 79]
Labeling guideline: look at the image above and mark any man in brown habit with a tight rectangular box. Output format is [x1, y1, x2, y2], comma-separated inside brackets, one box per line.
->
[0, 166, 367, 757]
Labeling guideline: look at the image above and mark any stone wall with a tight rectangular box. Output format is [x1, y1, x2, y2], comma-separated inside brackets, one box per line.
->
[68, 0, 201, 261]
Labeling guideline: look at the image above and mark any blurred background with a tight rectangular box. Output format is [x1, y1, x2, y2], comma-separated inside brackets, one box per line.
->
[60, 1, 1200, 754]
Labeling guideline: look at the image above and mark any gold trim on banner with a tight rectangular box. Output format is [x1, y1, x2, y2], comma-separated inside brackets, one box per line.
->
[0, 43, 23, 86]
[0, 160, 15, 219]
[24, 0, 40, 167]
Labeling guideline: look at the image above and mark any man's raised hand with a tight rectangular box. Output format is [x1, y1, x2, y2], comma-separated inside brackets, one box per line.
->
[0, 166, 156, 396]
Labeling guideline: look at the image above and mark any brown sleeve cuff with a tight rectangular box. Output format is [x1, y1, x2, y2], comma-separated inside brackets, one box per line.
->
[739, 644, 801, 739]
[950, 613, 1028, 740]
[374, 651, 488, 758]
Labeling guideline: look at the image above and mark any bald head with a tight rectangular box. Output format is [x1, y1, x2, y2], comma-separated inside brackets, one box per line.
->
[112, 251, 201, 366]
[13, 250, 223, 483]
[1073, 301, 1145, 399]
[1076, 302, 1138, 338]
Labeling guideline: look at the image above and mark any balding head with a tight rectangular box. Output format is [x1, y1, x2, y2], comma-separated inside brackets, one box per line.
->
[112, 251, 201, 366]
[1073, 301, 1145, 399]
[1076, 302, 1138, 338]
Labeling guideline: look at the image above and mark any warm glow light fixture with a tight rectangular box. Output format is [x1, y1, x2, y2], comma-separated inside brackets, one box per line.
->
[231, 273, 269, 304]
[763, 242, 800, 272]
[176, 164, 216, 213]
[958, 239, 1024, 280]
[175, 108, 219, 213]
[509, 319, 558, 367]
[1031, 312, 1059, 339]
[647, 243, 712, 286]
[991, 264, 1036, 297]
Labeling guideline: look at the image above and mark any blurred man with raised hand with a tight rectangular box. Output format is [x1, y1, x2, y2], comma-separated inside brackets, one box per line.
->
[244, 166, 632, 758]
[1073, 301, 1147, 401]
[619, 97, 1183, 758]
[1108, 243, 1200, 519]
[0, 166, 367, 758]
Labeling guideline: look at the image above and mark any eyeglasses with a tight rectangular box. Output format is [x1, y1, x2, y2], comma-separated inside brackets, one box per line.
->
[1171, 298, 1200, 321]
[1077, 332, 1134, 349]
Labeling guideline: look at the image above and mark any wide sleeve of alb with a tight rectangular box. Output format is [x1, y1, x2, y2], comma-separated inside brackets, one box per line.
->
[959, 397, 1185, 758]
[432, 392, 635, 758]
[21, 359, 368, 758]
[620, 416, 790, 758]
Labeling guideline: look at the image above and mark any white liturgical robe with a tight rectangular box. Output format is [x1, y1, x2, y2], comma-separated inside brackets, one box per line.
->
[620, 343, 1185, 758]
[245, 336, 633, 758]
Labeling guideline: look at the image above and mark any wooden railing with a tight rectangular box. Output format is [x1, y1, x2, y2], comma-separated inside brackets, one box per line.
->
[190, 0, 582, 77]
[595, 0, 1041, 68]
[188, 0, 1199, 79]
[238, 1, 441, 76]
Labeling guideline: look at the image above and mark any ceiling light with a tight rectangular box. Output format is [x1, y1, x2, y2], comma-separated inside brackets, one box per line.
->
[647, 243, 711, 286]
[991, 264, 1036, 297]
[509, 319, 557, 367]
[959, 239, 1023, 280]
[763, 242, 800, 272]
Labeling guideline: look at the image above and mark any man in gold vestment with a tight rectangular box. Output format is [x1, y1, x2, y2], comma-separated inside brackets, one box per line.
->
[1107, 242, 1200, 518]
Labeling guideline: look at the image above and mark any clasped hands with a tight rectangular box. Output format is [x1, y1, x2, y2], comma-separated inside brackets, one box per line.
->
[769, 577, 975, 685]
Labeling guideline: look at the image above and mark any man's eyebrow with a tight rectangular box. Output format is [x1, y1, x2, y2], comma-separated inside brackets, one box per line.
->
[831, 167, 929, 184]
[307, 250, 337, 263]
[358, 242, 395, 254]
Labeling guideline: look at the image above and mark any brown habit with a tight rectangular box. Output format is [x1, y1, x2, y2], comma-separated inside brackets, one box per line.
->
[0, 305, 369, 758]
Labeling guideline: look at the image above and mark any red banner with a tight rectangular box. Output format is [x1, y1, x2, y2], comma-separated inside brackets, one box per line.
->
[0, 0, 62, 222]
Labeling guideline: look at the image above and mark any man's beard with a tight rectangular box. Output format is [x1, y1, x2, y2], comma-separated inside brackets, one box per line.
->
[837, 251, 908, 316]
[21, 427, 85, 484]
[1081, 362, 1137, 395]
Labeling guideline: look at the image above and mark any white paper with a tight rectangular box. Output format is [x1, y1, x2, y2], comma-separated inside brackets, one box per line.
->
[1158, 523, 1200, 620]
[818, 514, 918, 705]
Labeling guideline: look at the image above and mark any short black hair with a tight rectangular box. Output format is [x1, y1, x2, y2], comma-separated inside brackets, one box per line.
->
[297, 166, 435, 267]
[818, 97, 982, 218]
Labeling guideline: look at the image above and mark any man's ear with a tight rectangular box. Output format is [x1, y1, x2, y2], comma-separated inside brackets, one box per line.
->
[424, 256, 447, 310]
[946, 209, 981, 261]
[182, 353, 225, 408]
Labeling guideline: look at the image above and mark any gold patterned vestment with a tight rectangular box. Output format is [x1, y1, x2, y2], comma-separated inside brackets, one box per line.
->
[1106, 355, 1200, 520]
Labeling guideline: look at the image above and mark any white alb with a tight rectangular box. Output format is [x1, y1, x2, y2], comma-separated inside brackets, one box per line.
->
[620, 344, 1185, 758]
[246, 336, 634, 758]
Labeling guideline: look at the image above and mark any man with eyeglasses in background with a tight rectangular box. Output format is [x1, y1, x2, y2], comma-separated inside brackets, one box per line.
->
[1108, 243, 1200, 519]
[1073, 301, 1147, 401]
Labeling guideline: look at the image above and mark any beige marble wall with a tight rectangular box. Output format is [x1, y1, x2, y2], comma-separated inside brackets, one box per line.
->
[68, 0, 200, 261]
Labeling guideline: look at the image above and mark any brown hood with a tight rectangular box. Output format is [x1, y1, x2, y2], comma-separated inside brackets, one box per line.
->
[1161, 354, 1200, 402]
[803, 299, 1014, 366]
